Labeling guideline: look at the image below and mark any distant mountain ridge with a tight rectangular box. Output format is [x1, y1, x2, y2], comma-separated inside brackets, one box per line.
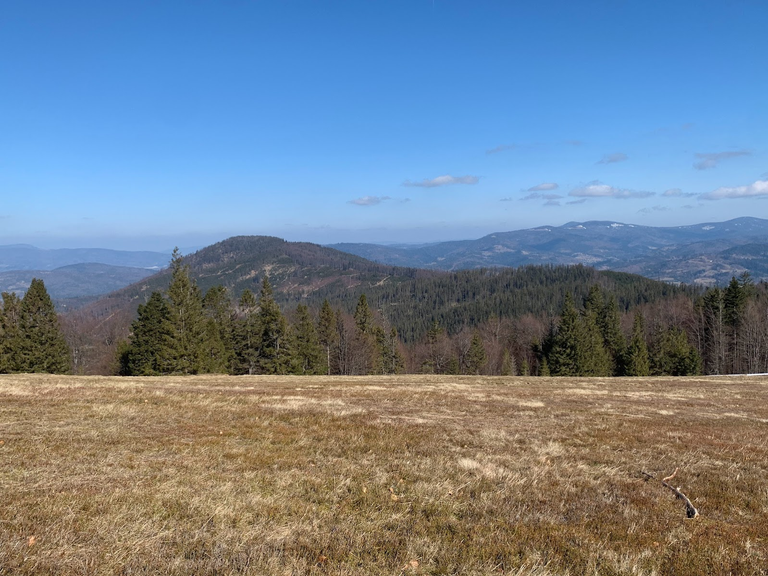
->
[329, 217, 768, 285]
[0, 264, 158, 300]
[0, 245, 170, 271]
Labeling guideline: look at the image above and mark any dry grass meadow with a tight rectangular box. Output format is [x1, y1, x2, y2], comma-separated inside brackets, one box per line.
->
[1, 374, 767, 575]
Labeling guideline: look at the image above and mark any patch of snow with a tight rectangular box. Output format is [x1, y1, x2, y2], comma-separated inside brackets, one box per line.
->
[610, 223, 623, 228]
[702, 225, 715, 230]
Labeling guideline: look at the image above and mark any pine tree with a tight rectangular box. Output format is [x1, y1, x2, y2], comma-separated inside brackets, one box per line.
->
[376, 326, 404, 375]
[233, 289, 259, 375]
[548, 293, 581, 376]
[124, 291, 172, 375]
[624, 312, 650, 376]
[352, 294, 377, 374]
[600, 294, 626, 375]
[162, 249, 207, 374]
[500, 350, 516, 376]
[651, 327, 701, 376]
[0, 292, 22, 373]
[256, 277, 290, 374]
[316, 300, 337, 376]
[16, 279, 71, 374]
[465, 331, 487, 375]
[290, 304, 325, 375]
[201, 285, 234, 374]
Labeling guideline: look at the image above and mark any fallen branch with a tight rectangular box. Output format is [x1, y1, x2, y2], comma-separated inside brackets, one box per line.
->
[641, 468, 699, 519]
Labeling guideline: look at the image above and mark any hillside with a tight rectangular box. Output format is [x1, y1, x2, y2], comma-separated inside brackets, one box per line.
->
[329, 217, 768, 285]
[0, 263, 157, 300]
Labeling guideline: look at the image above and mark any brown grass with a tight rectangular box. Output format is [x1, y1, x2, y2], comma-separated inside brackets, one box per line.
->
[1, 374, 767, 575]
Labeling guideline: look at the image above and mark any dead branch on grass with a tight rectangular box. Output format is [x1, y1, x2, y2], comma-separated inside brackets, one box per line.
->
[641, 468, 699, 519]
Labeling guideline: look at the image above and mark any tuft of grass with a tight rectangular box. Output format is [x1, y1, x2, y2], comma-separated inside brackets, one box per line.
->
[1, 374, 767, 575]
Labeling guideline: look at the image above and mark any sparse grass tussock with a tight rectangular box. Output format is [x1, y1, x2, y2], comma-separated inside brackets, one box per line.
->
[1, 374, 767, 575]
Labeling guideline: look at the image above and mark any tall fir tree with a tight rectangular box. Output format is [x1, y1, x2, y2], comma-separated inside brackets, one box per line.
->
[316, 300, 337, 376]
[256, 277, 290, 374]
[16, 279, 71, 374]
[123, 291, 172, 375]
[161, 249, 207, 374]
[624, 311, 650, 377]
[651, 327, 701, 376]
[201, 285, 234, 373]
[464, 331, 488, 375]
[290, 304, 325, 375]
[600, 293, 626, 376]
[548, 293, 581, 376]
[580, 291, 612, 377]
[0, 292, 22, 373]
[352, 293, 377, 374]
[233, 288, 260, 375]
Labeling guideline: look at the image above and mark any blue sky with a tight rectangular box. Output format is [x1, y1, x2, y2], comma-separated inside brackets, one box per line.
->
[1, 0, 767, 250]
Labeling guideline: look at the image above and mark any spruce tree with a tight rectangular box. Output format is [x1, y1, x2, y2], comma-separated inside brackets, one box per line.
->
[600, 294, 626, 376]
[256, 277, 290, 374]
[548, 293, 581, 376]
[125, 291, 172, 375]
[376, 326, 404, 375]
[201, 285, 234, 373]
[651, 327, 701, 376]
[290, 304, 325, 375]
[500, 350, 516, 376]
[16, 279, 71, 374]
[352, 293, 377, 374]
[0, 292, 22, 373]
[162, 249, 207, 374]
[233, 289, 260, 375]
[624, 312, 650, 376]
[465, 331, 487, 375]
[316, 300, 337, 376]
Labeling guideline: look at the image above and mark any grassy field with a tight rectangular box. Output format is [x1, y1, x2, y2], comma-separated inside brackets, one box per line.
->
[1, 374, 767, 575]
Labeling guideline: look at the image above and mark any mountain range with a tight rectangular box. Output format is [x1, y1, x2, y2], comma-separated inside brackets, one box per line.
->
[329, 217, 768, 286]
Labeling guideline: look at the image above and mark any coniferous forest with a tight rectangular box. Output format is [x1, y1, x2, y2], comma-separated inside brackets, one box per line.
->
[2, 247, 768, 378]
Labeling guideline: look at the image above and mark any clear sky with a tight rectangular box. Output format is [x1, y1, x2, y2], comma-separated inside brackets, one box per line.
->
[2, 0, 767, 250]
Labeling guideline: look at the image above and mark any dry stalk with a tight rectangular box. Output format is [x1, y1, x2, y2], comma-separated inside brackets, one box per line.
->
[641, 468, 699, 519]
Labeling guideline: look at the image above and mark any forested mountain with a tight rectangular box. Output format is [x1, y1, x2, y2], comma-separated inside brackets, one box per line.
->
[0, 263, 157, 300]
[0, 245, 169, 271]
[57, 235, 692, 374]
[329, 217, 768, 285]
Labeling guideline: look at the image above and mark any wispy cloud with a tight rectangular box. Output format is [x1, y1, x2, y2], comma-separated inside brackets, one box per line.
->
[662, 188, 698, 198]
[527, 182, 559, 192]
[597, 152, 628, 164]
[521, 193, 562, 201]
[402, 175, 480, 188]
[348, 195, 391, 206]
[570, 181, 654, 199]
[486, 144, 516, 155]
[700, 179, 768, 200]
[693, 150, 750, 170]
[566, 199, 587, 205]
[544, 199, 561, 207]
[566, 140, 584, 147]
[638, 205, 670, 214]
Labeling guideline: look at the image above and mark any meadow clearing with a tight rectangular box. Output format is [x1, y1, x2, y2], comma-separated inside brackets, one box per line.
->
[1, 374, 767, 575]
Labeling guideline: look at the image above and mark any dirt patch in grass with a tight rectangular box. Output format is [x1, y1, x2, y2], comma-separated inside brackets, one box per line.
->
[1, 374, 767, 575]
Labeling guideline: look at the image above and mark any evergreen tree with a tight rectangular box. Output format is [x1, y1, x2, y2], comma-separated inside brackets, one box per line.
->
[201, 285, 234, 373]
[290, 304, 325, 375]
[256, 277, 290, 374]
[352, 293, 377, 374]
[233, 289, 260, 375]
[124, 291, 172, 375]
[0, 292, 22, 373]
[548, 293, 581, 376]
[16, 279, 71, 374]
[354, 294, 374, 334]
[376, 326, 404, 375]
[600, 294, 626, 375]
[651, 327, 701, 376]
[464, 331, 487, 375]
[162, 249, 207, 374]
[580, 300, 612, 377]
[500, 350, 516, 376]
[316, 300, 337, 376]
[624, 312, 650, 377]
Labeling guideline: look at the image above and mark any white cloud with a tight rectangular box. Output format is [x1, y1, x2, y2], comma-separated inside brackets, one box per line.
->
[521, 192, 562, 201]
[544, 199, 561, 207]
[348, 195, 391, 206]
[700, 179, 768, 200]
[569, 181, 654, 199]
[527, 182, 559, 192]
[597, 152, 628, 164]
[662, 188, 699, 198]
[693, 150, 750, 170]
[486, 144, 516, 155]
[566, 199, 587, 205]
[638, 205, 670, 214]
[402, 175, 480, 188]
